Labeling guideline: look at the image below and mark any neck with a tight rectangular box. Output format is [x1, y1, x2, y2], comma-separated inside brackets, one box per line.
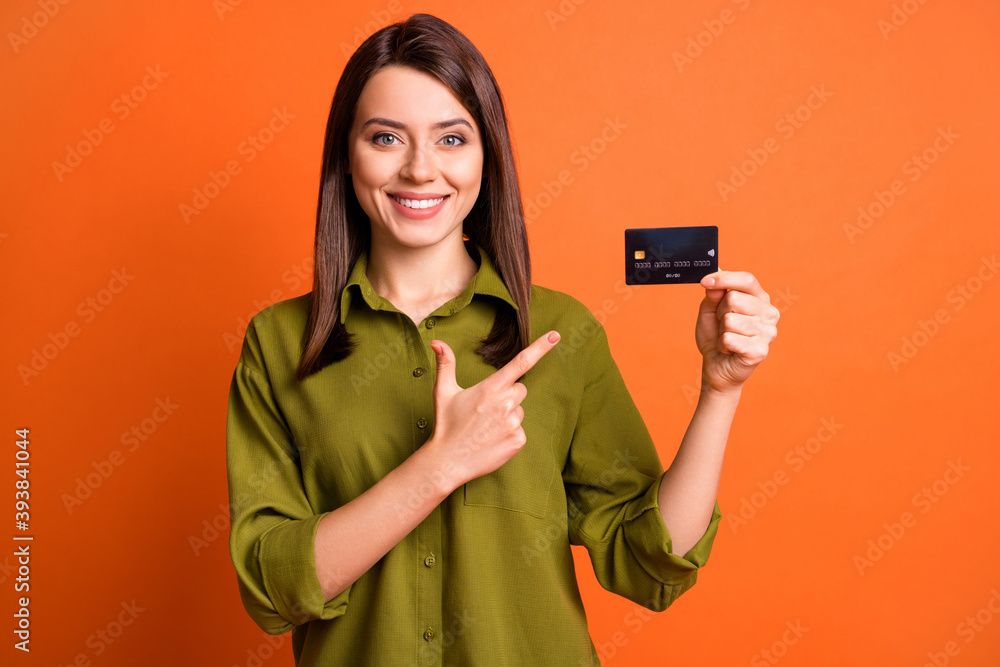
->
[365, 236, 479, 313]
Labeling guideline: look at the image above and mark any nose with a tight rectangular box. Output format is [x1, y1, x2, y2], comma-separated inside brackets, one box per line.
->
[399, 145, 436, 183]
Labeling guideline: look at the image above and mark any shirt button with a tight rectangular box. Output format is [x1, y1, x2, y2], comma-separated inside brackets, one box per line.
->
[412, 367, 425, 378]
[423, 628, 435, 641]
[416, 417, 428, 429]
[424, 554, 436, 567]
[425, 318, 436, 329]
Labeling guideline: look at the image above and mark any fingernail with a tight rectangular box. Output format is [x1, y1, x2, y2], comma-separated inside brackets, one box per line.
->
[547, 331, 560, 344]
[702, 277, 716, 287]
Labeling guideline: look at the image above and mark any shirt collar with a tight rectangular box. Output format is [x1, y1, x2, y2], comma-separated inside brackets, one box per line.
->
[339, 243, 518, 324]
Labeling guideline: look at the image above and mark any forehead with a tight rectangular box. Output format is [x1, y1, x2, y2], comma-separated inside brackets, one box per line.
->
[354, 66, 473, 124]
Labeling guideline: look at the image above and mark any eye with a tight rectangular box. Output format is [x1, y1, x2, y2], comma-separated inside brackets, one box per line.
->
[440, 134, 466, 147]
[372, 132, 399, 146]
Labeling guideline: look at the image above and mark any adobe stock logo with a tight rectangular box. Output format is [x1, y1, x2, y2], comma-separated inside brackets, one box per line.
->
[51, 66, 169, 182]
[844, 126, 959, 244]
[716, 85, 833, 202]
[672, 0, 753, 73]
[853, 459, 970, 576]
[922, 589, 1000, 667]
[178, 107, 295, 223]
[523, 117, 627, 225]
[18, 268, 135, 385]
[877, 0, 932, 40]
[7, 0, 72, 54]
[726, 417, 842, 534]
[886, 253, 996, 373]
[337, 1, 404, 58]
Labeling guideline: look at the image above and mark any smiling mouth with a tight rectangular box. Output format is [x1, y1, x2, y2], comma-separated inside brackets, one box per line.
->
[389, 194, 449, 209]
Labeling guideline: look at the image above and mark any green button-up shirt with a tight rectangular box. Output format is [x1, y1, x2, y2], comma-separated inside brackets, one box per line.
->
[226, 244, 722, 666]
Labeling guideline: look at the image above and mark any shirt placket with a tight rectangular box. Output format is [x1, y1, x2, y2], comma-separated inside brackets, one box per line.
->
[407, 313, 443, 665]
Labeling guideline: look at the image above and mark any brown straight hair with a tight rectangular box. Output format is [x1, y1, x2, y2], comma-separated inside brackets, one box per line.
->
[296, 13, 531, 381]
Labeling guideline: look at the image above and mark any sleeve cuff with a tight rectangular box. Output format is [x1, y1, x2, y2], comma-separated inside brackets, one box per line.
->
[258, 512, 352, 631]
[623, 472, 722, 584]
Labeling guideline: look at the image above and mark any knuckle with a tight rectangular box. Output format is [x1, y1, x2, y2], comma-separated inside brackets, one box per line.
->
[513, 354, 531, 376]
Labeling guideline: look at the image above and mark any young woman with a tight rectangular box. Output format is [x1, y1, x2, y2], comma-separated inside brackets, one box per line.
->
[226, 13, 778, 666]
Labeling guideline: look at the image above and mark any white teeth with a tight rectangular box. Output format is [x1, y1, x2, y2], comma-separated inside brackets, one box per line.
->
[392, 195, 445, 209]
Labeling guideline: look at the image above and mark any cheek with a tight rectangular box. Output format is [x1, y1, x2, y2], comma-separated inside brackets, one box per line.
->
[349, 151, 389, 197]
[456, 153, 485, 190]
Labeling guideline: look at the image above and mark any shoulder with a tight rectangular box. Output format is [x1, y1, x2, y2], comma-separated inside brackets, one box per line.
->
[528, 283, 600, 329]
[249, 293, 311, 335]
[528, 283, 612, 360]
[240, 293, 312, 374]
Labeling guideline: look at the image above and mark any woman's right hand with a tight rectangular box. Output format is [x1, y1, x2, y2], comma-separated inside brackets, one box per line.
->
[424, 331, 561, 491]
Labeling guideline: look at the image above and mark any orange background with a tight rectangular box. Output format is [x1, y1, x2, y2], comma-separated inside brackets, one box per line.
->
[3, 1, 1000, 665]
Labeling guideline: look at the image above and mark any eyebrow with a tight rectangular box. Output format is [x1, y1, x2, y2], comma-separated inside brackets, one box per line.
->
[360, 117, 475, 132]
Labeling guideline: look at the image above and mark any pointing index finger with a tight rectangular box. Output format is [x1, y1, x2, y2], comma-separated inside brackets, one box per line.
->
[491, 331, 561, 386]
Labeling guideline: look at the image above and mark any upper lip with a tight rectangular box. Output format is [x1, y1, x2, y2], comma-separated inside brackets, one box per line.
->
[389, 191, 449, 200]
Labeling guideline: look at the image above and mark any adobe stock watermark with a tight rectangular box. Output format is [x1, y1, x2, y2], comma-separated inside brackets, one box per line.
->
[853, 458, 970, 576]
[188, 502, 232, 557]
[234, 632, 288, 667]
[52, 66, 169, 182]
[213, 0, 246, 21]
[726, 417, 842, 534]
[553, 278, 636, 362]
[179, 106, 296, 223]
[878, 0, 933, 40]
[0, 556, 15, 585]
[584, 595, 673, 665]
[56, 599, 145, 667]
[346, 270, 473, 394]
[886, 253, 996, 372]
[717, 85, 833, 202]
[844, 126, 959, 243]
[350, 336, 410, 395]
[921, 588, 1000, 667]
[544, 0, 587, 30]
[521, 449, 640, 568]
[338, 0, 404, 58]
[407, 610, 479, 665]
[222, 255, 313, 352]
[524, 116, 627, 225]
[189, 454, 294, 556]
[672, 0, 753, 73]
[7, 0, 72, 54]
[750, 619, 809, 666]
[17, 268, 135, 385]
[61, 397, 179, 514]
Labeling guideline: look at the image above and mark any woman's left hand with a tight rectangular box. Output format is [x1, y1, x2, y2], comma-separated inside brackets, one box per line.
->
[695, 270, 779, 394]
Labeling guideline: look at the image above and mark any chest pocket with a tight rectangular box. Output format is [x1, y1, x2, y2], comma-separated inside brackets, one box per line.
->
[463, 408, 559, 519]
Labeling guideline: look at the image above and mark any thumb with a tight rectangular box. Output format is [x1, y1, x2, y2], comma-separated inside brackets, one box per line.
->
[430, 340, 459, 396]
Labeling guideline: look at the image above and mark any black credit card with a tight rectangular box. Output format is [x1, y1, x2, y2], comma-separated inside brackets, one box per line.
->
[625, 226, 718, 285]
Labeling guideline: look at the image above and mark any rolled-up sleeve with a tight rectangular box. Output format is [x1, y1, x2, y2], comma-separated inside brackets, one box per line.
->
[562, 317, 722, 611]
[226, 319, 351, 634]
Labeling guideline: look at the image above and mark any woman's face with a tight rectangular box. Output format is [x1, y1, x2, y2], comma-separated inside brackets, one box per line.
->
[347, 65, 484, 254]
